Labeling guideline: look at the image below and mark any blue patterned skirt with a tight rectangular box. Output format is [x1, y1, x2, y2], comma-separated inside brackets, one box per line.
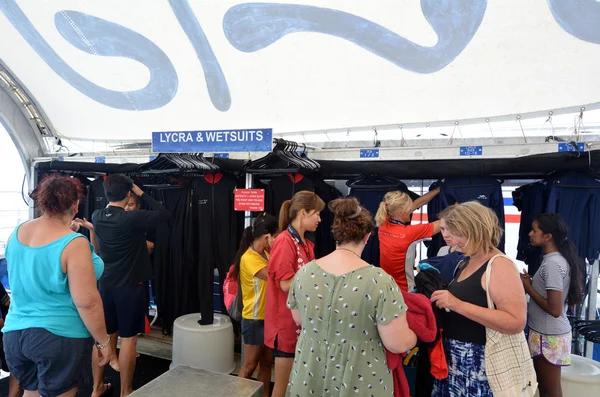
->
[432, 338, 493, 397]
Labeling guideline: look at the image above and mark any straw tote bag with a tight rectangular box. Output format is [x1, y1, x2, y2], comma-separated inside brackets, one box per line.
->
[484, 254, 538, 397]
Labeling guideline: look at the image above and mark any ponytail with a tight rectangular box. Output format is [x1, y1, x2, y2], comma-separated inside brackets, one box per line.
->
[558, 238, 583, 306]
[375, 201, 389, 227]
[535, 213, 583, 306]
[232, 214, 279, 280]
[278, 191, 326, 232]
[231, 226, 254, 280]
[375, 191, 413, 227]
[279, 200, 293, 232]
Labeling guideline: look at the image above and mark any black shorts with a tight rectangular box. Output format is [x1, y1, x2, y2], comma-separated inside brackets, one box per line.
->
[272, 335, 295, 359]
[241, 319, 264, 346]
[3, 328, 93, 396]
[100, 283, 146, 338]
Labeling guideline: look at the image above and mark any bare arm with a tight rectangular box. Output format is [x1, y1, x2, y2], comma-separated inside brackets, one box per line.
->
[451, 258, 527, 334]
[255, 267, 268, 281]
[412, 187, 440, 211]
[146, 240, 155, 254]
[377, 313, 417, 354]
[280, 278, 293, 293]
[90, 230, 99, 255]
[431, 220, 441, 235]
[291, 308, 302, 326]
[64, 238, 109, 343]
[524, 284, 563, 318]
[73, 218, 98, 254]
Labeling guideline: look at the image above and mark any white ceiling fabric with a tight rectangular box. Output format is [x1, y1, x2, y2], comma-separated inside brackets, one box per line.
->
[1, 0, 599, 142]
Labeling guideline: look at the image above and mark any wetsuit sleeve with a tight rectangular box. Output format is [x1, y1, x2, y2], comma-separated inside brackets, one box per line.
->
[127, 193, 171, 229]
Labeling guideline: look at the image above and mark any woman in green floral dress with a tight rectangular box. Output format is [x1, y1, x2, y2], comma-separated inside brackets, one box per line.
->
[286, 198, 417, 396]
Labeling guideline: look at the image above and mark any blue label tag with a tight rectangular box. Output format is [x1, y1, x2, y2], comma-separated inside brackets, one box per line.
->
[558, 142, 585, 152]
[214, 153, 229, 159]
[149, 155, 158, 161]
[360, 149, 380, 158]
[152, 129, 273, 153]
[460, 146, 483, 156]
[57, 157, 64, 162]
[95, 156, 106, 163]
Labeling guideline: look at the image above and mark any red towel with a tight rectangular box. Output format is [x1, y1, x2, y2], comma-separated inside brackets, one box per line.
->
[386, 291, 437, 397]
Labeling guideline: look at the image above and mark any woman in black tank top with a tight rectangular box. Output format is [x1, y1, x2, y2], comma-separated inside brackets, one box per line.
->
[443, 259, 489, 345]
[429, 202, 528, 397]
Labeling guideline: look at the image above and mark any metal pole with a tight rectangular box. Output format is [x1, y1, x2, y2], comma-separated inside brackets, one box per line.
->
[240, 172, 254, 367]
[585, 257, 599, 358]
[244, 173, 253, 227]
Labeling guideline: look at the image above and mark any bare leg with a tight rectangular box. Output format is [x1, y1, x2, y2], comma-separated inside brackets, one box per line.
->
[22, 391, 40, 397]
[57, 388, 78, 397]
[534, 356, 563, 397]
[118, 335, 139, 397]
[271, 357, 293, 397]
[257, 347, 273, 397]
[8, 375, 23, 397]
[91, 331, 118, 397]
[238, 344, 262, 379]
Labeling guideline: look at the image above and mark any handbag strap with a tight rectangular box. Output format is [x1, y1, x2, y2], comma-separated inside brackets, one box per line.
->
[485, 254, 517, 310]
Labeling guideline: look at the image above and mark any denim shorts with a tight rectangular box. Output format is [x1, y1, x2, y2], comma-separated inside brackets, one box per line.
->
[241, 319, 265, 346]
[3, 328, 93, 396]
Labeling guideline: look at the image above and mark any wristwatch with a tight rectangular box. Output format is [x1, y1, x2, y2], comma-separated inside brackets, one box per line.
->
[95, 335, 111, 350]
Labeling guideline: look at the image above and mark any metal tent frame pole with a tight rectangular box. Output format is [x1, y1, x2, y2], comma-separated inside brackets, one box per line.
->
[585, 257, 599, 359]
[240, 172, 254, 365]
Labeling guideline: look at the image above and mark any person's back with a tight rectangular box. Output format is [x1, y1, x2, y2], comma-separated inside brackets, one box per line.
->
[92, 175, 170, 289]
[93, 206, 151, 287]
[286, 198, 416, 396]
[4, 218, 102, 338]
[88, 174, 170, 397]
[1, 174, 118, 397]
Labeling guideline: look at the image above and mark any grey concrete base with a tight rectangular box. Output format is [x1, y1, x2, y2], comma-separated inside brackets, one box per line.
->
[128, 365, 264, 397]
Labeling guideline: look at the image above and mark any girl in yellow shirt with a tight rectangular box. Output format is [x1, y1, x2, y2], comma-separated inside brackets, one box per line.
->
[231, 214, 279, 397]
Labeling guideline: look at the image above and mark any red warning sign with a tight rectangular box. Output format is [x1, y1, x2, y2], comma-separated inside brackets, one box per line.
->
[234, 189, 265, 212]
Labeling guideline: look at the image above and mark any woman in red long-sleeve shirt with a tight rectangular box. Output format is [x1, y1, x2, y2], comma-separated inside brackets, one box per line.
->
[264, 190, 325, 397]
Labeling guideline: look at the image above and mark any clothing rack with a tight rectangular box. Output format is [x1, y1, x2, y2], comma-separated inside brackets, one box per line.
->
[243, 138, 320, 175]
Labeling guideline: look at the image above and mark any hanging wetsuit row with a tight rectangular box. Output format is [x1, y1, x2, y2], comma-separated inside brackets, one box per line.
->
[263, 174, 343, 258]
[514, 171, 600, 275]
[83, 173, 243, 334]
[427, 177, 505, 256]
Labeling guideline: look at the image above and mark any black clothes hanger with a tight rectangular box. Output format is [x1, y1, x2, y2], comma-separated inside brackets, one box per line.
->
[244, 139, 320, 174]
[346, 174, 405, 189]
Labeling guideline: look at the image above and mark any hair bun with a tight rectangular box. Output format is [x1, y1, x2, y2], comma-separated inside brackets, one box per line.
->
[328, 197, 361, 218]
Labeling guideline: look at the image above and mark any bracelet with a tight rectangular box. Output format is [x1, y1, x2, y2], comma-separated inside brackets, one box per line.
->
[95, 335, 111, 350]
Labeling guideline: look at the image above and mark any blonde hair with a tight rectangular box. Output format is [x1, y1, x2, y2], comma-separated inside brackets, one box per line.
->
[439, 201, 503, 256]
[375, 191, 413, 227]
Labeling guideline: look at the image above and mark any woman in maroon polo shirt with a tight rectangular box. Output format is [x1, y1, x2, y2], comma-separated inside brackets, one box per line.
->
[264, 190, 325, 397]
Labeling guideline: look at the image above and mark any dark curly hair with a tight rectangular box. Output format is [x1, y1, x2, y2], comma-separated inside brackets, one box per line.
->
[34, 174, 83, 217]
[329, 198, 373, 245]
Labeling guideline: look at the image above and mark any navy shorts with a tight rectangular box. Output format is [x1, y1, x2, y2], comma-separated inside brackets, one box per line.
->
[241, 319, 264, 346]
[273, 335, 295, 359]
[100, 283, 146, 338]
[3, 328, 93, 396]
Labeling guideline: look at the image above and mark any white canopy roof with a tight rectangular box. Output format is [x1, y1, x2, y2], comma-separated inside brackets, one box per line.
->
[1, 0, 600, 154]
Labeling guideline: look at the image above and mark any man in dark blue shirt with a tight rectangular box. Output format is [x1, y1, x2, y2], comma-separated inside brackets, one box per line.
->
[87, 174, 170, 397]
